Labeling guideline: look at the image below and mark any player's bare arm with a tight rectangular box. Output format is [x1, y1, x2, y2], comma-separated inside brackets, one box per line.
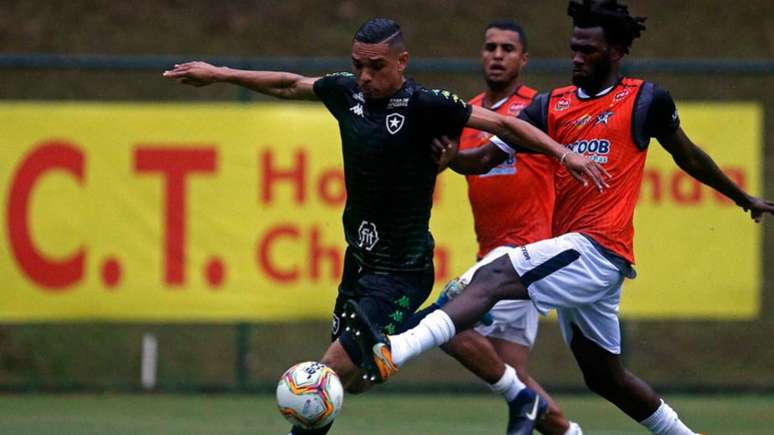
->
[430, 136, 508, 175]
[163, 61, 319, 100]
[659, 127, 774, 222]
[465, 105, 610, 189]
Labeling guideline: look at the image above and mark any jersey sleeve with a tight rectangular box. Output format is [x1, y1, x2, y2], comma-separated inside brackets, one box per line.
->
[313, 72, 355, 118]
[645, 85, 680, 140]
[416, 89, 473, 138]
[632, 82, 681, 149]
[517, 92, 550, 133]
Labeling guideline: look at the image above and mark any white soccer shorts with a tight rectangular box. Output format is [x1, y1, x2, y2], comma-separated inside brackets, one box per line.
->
[464, 234, 626, 354]
[459, 247, 539, 348]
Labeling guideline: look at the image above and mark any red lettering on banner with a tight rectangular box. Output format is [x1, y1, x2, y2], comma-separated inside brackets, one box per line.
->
[260, 149, 306, 204]
[641, 169, 663, 204]
[317, 168, 346, 206]
[6, 141, 85, 290]
[671, 171, 702, 205]
[134, 146, 217, 286]
[434, 246, 450, 283]
[257, 225, 301, 282]
[309, 226, 342, 282]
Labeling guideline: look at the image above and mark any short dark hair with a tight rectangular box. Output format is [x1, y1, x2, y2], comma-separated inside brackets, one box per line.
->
[567, 0, 646, 54]
[354, 18, 405, 49]
[485, 20, 528, 52]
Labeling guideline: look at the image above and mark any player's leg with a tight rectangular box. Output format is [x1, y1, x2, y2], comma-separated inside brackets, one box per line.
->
[287, 284, 360, 434]
[488, 337, 580, 435]
[484, 303, 580, 435]
[291, 264, 434, 435]
[560, 295, 699, 434]
[444, 299, 579, 435]
[350, 236, 582, 374]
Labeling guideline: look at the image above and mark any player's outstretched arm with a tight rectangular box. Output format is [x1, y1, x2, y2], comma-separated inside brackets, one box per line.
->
[163, 61, 319, 100]
[431, 135, 508, 175]
[466, 105, 610, 190]
[660, 127, 774, 222]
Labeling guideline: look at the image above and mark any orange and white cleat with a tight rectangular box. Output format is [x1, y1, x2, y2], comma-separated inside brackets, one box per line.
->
[342, 299, 398, 384]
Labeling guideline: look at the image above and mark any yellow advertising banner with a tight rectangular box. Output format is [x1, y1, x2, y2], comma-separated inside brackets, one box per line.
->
[0, 102, 762, 322]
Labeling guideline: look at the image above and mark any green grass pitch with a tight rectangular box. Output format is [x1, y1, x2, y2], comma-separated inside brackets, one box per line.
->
[0, 393, 771, 434]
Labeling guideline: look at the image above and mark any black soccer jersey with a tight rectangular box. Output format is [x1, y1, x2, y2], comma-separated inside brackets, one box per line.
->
[313, 72, 472, 272]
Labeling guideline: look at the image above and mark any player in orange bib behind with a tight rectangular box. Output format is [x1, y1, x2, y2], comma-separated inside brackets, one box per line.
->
[435, 20, 581, 435]
[347, 2, 774, 434]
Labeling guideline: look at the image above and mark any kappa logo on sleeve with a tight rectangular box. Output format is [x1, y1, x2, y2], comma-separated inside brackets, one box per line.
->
[349, 103, 364, 117]
[431, 89, 467, 107]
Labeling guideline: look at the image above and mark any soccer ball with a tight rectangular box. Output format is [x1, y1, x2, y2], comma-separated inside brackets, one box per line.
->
[276, 361, 344, 429]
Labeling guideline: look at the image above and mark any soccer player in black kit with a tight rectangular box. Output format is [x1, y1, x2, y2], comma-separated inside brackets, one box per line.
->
[164, 18, 607, 435]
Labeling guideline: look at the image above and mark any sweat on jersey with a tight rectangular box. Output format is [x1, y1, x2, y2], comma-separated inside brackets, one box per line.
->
[459, 85, 557, 258]
[313, 72, 472, 272]
[496, 77, 680, 264]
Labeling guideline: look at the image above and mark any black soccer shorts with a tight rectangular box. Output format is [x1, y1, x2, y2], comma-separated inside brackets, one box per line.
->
[331, 248, 434, 366]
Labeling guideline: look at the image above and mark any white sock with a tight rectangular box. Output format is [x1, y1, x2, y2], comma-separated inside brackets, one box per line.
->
[488, 364, 525, 401]
[564, 421, 583, 435]
[639, 400, 698, 435]
[389, 310, 456, 367]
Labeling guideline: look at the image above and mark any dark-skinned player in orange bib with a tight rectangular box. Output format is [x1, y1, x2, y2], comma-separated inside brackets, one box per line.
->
[430, 20, 581, 435]
[345, 2, 774, 435]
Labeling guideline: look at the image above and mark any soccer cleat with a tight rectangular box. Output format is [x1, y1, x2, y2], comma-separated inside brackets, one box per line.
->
[342, 300, 398, 384]
[436, 277, 466, 306]
[506, 387, 548, 435]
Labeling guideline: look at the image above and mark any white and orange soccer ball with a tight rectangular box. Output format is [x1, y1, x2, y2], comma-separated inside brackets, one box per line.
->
[276, 361, 344, 429]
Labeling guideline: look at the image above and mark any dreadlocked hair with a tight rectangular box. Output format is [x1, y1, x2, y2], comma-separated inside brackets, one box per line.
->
[567, 0, 647, 54]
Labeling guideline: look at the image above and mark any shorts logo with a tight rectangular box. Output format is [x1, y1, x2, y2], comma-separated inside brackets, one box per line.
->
[554, 98, 571, 112]
[569, 138, 611, 164]
[520, 246, 531, 261]
[386, 113, 405, 134]
[331, 313, 340, 336]
[357, 220, 379, 251]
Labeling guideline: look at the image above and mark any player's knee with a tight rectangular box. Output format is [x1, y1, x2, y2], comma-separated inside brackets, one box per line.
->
[579, 364, 608, 395]
[581, 367, 625, 397]
[469, 256, 524, 300]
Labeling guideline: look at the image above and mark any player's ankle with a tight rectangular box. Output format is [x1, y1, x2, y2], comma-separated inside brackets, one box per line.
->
[639, 399, 696, 435]
[564, 421, 583, 435]
[489, 364, 525, 401]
